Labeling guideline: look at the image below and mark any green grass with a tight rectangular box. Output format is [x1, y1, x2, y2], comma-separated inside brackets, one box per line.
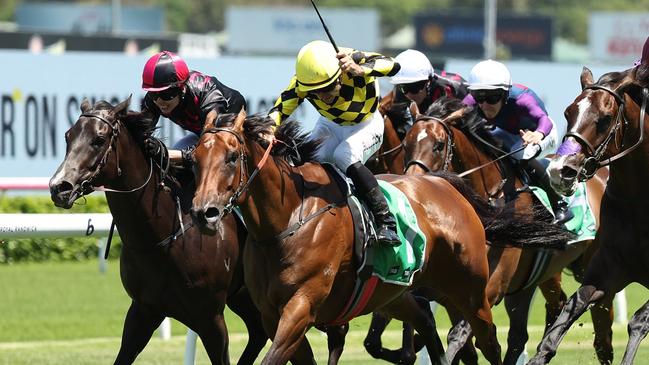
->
[1, 261, 648, 364]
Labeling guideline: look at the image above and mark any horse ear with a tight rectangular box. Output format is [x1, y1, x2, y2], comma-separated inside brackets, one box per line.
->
[636, 37, 649, 87]
[233, 107, 247, 132]
[442, 107, 468, 125]
[80, 98, 91, 113]
[580, 67, 594, 90]
[113, 95, 132, 116]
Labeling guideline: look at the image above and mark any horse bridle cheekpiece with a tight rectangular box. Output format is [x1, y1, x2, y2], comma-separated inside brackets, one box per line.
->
[200, 127, 266, 215]
[78, 113, 153, 195]
[564, 85, 648, 180]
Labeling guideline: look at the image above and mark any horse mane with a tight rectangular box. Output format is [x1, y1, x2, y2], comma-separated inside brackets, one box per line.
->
[89, 100, 157, 145]
[424, 97, 504, 155]
[215, 113, 322, 164]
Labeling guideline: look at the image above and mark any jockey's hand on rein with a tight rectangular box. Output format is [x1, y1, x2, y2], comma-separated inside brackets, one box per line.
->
[143, 137, 163, 158]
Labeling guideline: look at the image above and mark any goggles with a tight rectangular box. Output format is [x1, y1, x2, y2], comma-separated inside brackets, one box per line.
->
[471, 90, 504, 105]
[398, 80, 428, 94]
[308, 77, 340, 96]
[152, 88, 181, 101]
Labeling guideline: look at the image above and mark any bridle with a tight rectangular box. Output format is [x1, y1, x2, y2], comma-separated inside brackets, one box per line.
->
[200, 126, 275, 215]
[404, 116, 454, 174]
[564, 85, 648, 180]
[77, 113, 154, 196]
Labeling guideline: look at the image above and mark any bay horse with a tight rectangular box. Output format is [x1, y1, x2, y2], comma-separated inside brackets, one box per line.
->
[365, 89, 414, 174]
[528, 64, 649, 364]
[401, 97, 609, 364]
[49, 98, 267, 365]
[189, 111, 573, 365]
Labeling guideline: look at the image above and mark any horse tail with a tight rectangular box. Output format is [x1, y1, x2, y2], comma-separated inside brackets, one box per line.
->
[432, 171, 575, 249]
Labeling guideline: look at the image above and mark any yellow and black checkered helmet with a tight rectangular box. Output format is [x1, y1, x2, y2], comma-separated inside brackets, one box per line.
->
[295, 40, 342, 93]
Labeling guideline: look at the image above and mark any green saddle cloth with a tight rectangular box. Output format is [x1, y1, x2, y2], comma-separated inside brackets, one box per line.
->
[530, 182, 597, 244]
[369, 181, 427, 286]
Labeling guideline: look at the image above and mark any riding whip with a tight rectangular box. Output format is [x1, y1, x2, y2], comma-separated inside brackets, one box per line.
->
[310, 0, 339, 52]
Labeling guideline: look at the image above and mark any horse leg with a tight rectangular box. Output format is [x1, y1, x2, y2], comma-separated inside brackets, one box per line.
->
[324, 323, 349, 365]
[113, 301, 164, 365]
[590, 296, 614, 365]
[226, 287, 268, 365]
[502, 285, 536, 365]
[260, 295, 316, 365]
[195, 313, 230, 365]
[528, 248, 628, 365]
[538, 274, 567, 336]
[363, 312, 399, 362]
[456, 297, 502, 365]
[384, 292, 447, 365]
[620, 299, 649, 365]
[444, 304, 478, 365]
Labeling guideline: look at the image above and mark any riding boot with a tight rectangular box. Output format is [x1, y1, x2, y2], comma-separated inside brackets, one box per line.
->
[346, 162, 401, 247]
[524, 159, 574, 225]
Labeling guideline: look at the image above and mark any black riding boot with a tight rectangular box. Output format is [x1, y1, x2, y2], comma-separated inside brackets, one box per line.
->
[524, 159, 574, 225]
[346, 162, 400, 247]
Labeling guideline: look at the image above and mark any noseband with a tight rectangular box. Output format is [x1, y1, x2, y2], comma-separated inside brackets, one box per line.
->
[404, 117, 454, 174]
[564, 85, 648, 180]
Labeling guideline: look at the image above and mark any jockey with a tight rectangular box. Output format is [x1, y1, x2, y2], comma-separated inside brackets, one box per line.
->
[386, 49, 468, 138]
[269, 40, 401, 247]
[140, 51, 247, 167]
[462, 59, 573, 225]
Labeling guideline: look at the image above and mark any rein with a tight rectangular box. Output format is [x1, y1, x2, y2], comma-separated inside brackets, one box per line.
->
[566, 86, 648, 180]
[80, 113, 185, 255]
[200, 126, 342, 243]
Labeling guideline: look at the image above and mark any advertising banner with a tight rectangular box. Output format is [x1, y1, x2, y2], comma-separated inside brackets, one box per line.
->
[414, 12, 553, 59]
[0, 51, 320, 178]
[589, 12, 649, 63]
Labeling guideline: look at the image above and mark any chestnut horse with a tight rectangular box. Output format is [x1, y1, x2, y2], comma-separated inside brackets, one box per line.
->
[49, 98, 267, 365]
[529, 64, 649, 364]
[189, 112, 573, 365]
[402, 98, 609, 364]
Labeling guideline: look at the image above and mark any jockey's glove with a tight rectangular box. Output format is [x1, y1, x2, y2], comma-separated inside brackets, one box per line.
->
[143, 137, 164, 158]
[180, 145, 195, 169]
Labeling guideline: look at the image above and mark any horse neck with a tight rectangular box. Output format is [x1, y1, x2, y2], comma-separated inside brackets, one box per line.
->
[451, 127, 505, 197]
[104, 132, 177, 244]
[606, 102, 649, 199]
[239, 140, 302, 241]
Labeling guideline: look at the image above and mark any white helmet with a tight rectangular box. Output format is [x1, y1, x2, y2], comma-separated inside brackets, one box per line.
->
[389, 49, 434, 84]
[467, 59, 512, 91]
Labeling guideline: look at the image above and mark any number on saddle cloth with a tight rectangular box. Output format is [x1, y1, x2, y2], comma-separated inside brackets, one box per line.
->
[322, 163, 426, 286]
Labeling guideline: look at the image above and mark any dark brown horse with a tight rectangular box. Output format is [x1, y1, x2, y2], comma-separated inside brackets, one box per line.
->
[402, 98, 609, 364]
[49, 98, 267, 365]
[528, 64, 649, 364]
[189, 111, 573, 365]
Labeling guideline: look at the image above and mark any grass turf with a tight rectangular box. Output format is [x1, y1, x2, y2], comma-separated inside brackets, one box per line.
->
[1, 260, 648, 364]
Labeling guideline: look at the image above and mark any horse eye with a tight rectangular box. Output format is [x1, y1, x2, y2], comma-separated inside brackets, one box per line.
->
[226, 151, 239, 164]
[91, 136, 106, 147]
[433, 141, 445, 152]
[596, 115, 613, 132]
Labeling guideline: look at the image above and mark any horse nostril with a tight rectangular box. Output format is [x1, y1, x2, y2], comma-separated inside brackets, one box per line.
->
[205, 207, 220, 220]
[52, 181, 74, 195]
[560, 166, 578, 180]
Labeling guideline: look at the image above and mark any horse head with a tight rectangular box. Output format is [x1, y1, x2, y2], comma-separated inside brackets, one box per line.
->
[402, 97, 468, 175]
[50, 97, 137, 208]
[548, 66, 648, 196]
[191, 109, 249, 233]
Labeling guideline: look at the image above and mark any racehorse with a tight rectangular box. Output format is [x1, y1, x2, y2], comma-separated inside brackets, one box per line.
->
[401, 97, 609, 364]
[189, 111, 573, 365]
[528, 64, 649, 364]
[49, 98, 267, 365]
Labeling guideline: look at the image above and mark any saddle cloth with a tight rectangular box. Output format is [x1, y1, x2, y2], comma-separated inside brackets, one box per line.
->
[530, 182, 597, 244]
